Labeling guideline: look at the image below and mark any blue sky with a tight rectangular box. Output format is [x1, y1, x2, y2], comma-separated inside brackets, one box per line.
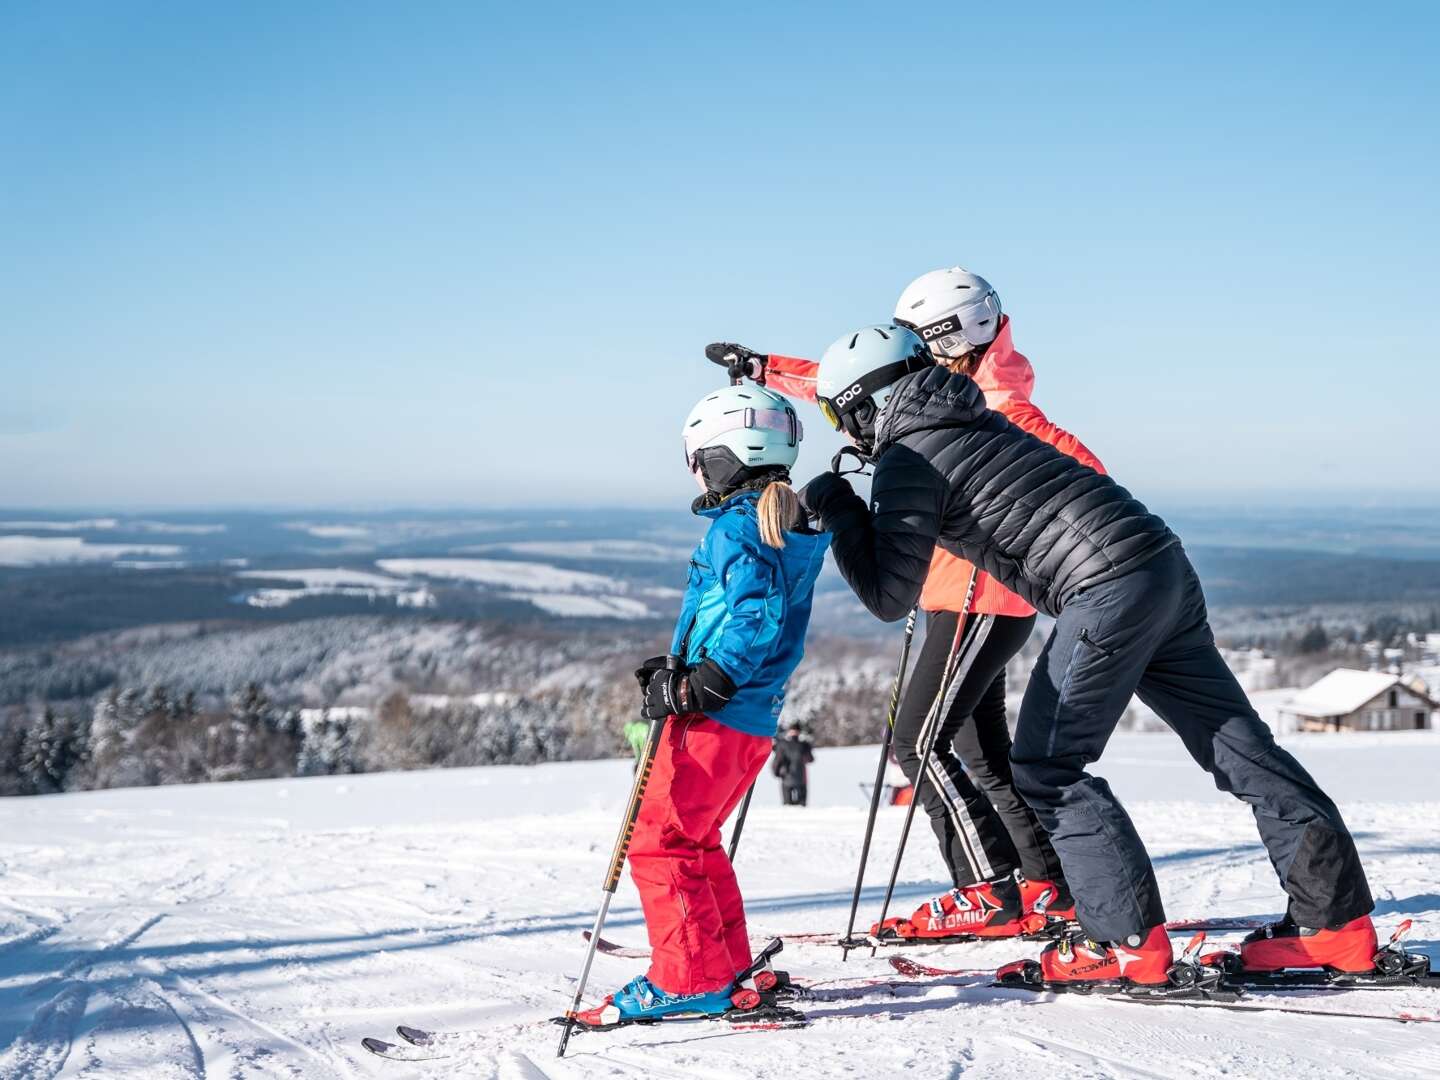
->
[2, 2, 1436, 510]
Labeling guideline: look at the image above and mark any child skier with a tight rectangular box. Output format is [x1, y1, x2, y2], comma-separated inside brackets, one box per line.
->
[580, 382, 829, 1024]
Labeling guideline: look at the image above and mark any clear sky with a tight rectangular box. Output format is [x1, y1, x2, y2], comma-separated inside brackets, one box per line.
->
[2, 1, 1436, 510]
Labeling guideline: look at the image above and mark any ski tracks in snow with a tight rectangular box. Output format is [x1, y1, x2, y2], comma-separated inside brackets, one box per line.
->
[1, 752, 1438, 1078]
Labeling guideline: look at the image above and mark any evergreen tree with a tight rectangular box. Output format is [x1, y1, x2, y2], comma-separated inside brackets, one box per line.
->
[19, 708, 85, 794]
[1297, 624, 1329, 654]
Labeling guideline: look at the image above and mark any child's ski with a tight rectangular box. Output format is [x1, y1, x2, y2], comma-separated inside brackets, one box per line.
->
[582, 928, 838, 958]
[361, 1035, 456, 1062]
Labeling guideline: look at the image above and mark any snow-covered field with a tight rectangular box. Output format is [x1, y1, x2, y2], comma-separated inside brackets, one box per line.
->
[0, 537, 185, 567]
[1, 732, 1437, 1079]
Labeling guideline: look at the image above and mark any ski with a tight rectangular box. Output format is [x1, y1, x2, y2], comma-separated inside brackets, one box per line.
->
[790, 965, 1435, 1024]
[1112, 993, 1440, 1024]
[397, 1024, 469, 1049]
[858, 926, 1064, 950]
[582, 930, 649, 959]
[586, 917, 1267, 962]
[859, 916, 1270, 952]
[1163, 917, 1271, 933]
[889, 956, 993, 979]
[368, 1000, 809, 1063]
[993, 972, 1440, 1026]
[362, 1022, 514, 1061]
[550, 1001, 808, 1036]
[583, 928, 838, 958]
[362, 1035, 454, 1062]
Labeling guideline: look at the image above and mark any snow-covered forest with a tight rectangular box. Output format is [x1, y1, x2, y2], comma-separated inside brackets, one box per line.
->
[0, 616, 913, 795]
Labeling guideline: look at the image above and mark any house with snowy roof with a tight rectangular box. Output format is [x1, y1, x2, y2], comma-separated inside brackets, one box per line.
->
[1280, 669, 1437, 733]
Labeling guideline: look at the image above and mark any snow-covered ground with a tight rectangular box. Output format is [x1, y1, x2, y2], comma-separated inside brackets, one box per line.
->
[1, 732, 1438, 1079]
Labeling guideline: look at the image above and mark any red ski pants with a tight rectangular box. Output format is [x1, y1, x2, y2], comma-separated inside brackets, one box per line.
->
[628, 713, 772, 994]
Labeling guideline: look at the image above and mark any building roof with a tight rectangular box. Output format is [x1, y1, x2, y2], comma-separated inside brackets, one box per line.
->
[1284, 668, 1438, 717]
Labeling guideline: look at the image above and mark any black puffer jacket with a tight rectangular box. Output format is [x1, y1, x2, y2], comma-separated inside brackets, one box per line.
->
[802, 367, 1176, 620]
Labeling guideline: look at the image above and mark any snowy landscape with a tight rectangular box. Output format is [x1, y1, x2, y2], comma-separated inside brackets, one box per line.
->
[1, 731, 1437, 1079]
[8, 3, 1438, 1077]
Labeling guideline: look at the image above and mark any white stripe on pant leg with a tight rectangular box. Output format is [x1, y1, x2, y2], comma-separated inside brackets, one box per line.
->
[915, 615, 997, 884]
[926, 755, 995, 881]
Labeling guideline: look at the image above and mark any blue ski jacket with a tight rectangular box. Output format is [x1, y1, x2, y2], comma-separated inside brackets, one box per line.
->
[670, 490, 830, 738]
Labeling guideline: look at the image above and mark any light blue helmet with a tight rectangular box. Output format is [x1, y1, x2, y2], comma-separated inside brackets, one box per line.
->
[815, 324, 932, 447]
[682, 383, 802, 493]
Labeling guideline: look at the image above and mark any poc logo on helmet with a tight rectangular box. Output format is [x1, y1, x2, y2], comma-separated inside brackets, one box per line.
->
[919, 316, 958, 341]
[834, 382, 866, 408]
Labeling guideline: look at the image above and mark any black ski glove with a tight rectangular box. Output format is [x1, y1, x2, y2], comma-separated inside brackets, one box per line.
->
[641, 658, 738, 720]
[705, 342, 768, 384]
[798, 472, 855, 525]
[633, 655, 669, 691]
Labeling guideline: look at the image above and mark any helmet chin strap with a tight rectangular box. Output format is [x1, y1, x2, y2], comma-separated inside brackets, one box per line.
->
[830, 445, 871, 476]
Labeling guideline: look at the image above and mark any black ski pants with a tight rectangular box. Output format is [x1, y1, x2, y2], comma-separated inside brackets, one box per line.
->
[1010, 543, 1373, 942]
[893, 608, 1065, 889]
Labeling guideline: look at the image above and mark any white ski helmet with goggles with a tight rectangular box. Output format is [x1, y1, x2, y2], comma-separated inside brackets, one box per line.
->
[682, 383, 802, 493]
[893, 267, 1002, 360]
[815, 324, 932, 446]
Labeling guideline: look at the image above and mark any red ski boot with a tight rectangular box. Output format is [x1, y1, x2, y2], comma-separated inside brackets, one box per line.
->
[1236, 914, 1377, 973]
[1201, 916, 1439, 988]
[1015, 872, 1075, 933]
[871, 875, 1028, 943]
[998, 925, 1174, 990]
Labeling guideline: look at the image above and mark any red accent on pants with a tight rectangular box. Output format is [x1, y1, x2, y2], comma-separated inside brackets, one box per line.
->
[628, 713, 773, 994]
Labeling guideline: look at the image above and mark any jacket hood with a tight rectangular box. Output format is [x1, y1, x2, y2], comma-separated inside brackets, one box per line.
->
[697, 491, 828, 600]
[972, 316, 1034, 411]
[873, 366, 988, 454]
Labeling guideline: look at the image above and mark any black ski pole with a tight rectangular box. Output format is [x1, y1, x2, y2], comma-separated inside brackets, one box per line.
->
[557, 655, 683, 1059]
[868, 571, 981, 956]
[839, 605, 917, 957]
[726, 781, 756, 863]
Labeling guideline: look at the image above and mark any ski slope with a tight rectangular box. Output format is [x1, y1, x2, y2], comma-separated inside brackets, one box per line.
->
[1, 732, 1438, 1079]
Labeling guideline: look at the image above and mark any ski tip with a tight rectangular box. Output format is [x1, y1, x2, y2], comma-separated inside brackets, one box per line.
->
[396, 1025, 433, 1046]
[888, 955, 924, 977]
[362, 1037, 396, 1054]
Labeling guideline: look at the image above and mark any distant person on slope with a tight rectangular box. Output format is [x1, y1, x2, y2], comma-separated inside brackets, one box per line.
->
[797, 323, 1376, 989]
[709, 268, 1091, 943]
[622, 718, 648, 771]
[772, 722, 814, 805]
[588, 383, 828, 1026]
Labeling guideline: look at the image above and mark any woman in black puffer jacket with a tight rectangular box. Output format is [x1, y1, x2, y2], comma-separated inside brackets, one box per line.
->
[801, 324, 1375, 987]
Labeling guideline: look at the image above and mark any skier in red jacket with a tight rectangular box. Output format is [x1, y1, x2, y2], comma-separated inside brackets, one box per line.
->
[712, 267, 1102, 941]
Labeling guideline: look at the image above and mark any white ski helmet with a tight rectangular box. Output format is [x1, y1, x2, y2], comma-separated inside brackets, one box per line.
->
[893, 267, 1002, 359]
[682, 383, 802, 493]
[815, 324, 931, 447]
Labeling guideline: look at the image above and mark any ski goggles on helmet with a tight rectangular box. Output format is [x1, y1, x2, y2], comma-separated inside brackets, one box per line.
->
[896, 290, 1001, 360]
[816, 355, 928, 435]
[683, 406, 800, 471]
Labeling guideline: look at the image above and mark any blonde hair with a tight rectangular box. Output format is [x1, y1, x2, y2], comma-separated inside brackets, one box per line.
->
[757, 480, 802, 549]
